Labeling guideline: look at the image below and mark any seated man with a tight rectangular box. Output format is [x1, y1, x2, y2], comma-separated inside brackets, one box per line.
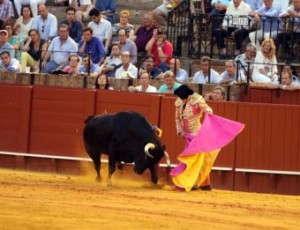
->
[220, 60, 246, 84]
[212, 0, 252, 57]
[169, 58, 188, 82]
[234, 43, 257, 76]
[0, 51, 21, 72]
[280, 68, 299, 90]
[192, 56, 221, 84]
[41, 24, 78, 73]
[157, 70, 181, 93]
[0, 30, 15, 58]
[115, 51, 138, 79]
[204, 85, 226, 101]
[60, 7, 83, 43]
[128, 72, 158, 93]
[79, 54, 100, 77]
[78, 27, 106, 65]
[100, 43, 122, 77]
[138, 55, 162, 80]
[277, 0, 300, 60]
[209, 0, 231, 30]
[69, 0, 93, 21]
[118, 28, 138, 65]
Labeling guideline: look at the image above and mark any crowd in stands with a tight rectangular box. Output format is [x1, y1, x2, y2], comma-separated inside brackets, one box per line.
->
[0, 0, 299, 98]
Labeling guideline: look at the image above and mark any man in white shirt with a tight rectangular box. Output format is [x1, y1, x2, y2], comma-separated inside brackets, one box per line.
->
[88, 8, 112, 52]
[31, 4, 58, 41]
[193, 56, 221, 84]
[0, 51, 21, 72]
[115, 51, 138, 79]
[41, 24, 78, 73]
[128, 72, 157, 93]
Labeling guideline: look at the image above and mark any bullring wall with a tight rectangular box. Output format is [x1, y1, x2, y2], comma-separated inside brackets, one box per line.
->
[0, 84, 299, 195]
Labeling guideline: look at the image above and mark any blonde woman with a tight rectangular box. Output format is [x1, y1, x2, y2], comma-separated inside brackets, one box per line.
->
[252, 38, 278, 83]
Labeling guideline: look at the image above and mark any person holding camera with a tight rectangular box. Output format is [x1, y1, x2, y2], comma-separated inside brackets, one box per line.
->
[145, 28, 173, 73]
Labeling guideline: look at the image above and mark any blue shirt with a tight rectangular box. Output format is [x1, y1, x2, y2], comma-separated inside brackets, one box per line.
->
[256, 6, 281, 32]
[79, 64, 100, 74]
[244, 0, 263, 10]
[78, 37, 106, 64]
[60, 19, 83, 43]
[211, 0, 231, 7]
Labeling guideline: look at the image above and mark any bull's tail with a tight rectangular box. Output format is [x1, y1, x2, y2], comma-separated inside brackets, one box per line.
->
[84, 115, 94, 124]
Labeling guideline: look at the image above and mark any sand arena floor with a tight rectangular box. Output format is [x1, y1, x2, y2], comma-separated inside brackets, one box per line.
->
[0, 167, 299, 230]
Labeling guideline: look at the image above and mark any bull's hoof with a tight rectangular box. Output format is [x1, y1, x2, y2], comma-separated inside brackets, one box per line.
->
[106, 179, 112, 187]
[95, 176, 101, 182]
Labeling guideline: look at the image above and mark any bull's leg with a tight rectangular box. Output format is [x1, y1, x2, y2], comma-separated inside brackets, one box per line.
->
[107, 155, 117, 186]
[117, 161, 124, 174]
[91, 154, 101, 182]
[148, 164, 158, 185]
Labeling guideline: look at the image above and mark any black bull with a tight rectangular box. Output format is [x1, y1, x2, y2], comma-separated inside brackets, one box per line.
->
[83, 111, 169, 185]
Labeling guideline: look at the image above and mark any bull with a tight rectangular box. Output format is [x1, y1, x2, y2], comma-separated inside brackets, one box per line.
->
[83, 111, 169, 185]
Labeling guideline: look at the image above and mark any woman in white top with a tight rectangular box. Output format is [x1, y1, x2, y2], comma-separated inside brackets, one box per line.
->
[13, 5, 34, 42]
[252, 38, 278, 83]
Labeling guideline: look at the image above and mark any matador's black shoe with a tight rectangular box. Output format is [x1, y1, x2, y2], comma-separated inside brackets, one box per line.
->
[199, 185, 212, 191]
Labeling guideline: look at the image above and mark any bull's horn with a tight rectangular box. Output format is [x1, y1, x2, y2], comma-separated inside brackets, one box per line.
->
[164, 151, 172, 168]
[144, 143, 155, 158]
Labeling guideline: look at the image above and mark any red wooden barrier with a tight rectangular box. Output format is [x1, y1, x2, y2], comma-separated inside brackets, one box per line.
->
[29, 86, 95, 157]
[235, 103, 300, 194]
[0, 85, 32, 169]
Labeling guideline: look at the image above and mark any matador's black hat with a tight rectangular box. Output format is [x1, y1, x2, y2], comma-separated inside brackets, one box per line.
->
[174, 85, 194, 99]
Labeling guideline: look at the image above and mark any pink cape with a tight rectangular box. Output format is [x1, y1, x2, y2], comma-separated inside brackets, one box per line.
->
[170, 114, 245, 176]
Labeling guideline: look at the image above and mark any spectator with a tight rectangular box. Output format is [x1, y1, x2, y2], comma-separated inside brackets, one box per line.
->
[213, 0, 252, 57]
[0, 0, 14, 29]
[0, 30, 14, 58]
[63, 54, 80, 75]
[95, 0, 116, 24]
[209, 0, 231, 30]
[118, 28, 138, 65]
[111, 10, 135, 44]
[78, 27, 106, 65]
[138, 55, 162, 80]
[100, 42, 122, 77]
[115, 51, 138, 79]
[0, 51, 21, 72]
[13, 5, 34, 42]
[3, 22, 20, 59]
[252, 38, 278, 83]
[128, 72, 158, 93]
[69, 0, 93, 21]
[244, 0, 263, 11]
[277, 0, 300, 60]
[95, 73, 114, 89]
[133, 12, 157, 53]
[169, 58, 188, 82]
[204, 85, 226, 101]
[88, 8, 112, 53]
[41, 24, 77, 73]
[157, 70, 181, 93]
[192, 56, 221, 84]
[14, 0, 46, 17]
[145, 28, 173, 72]
[248, 0, 280, 48]
[20, 28, 47, 72]
[79, 54, 100, 77]
[234, 42, 257, 76]
[273, 0, 291, 13]
[220, 60, 246, 84]
[280, 69, 299, 90]
[60, 7, 83, 43]
[152, 0, 180, 29]
[282, 64, 299, 83]
[31, 4, 58, 41]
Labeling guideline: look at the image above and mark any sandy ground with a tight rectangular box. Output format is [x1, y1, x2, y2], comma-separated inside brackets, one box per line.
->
[0, 167, 299, 230]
